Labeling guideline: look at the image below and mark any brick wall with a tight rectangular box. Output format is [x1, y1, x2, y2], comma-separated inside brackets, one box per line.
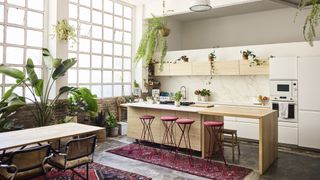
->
[12, 97, 124, 129]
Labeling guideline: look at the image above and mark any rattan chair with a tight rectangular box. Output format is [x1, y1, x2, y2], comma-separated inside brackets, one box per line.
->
[48, 135, 97, 180]
[0, 145, 52, 180]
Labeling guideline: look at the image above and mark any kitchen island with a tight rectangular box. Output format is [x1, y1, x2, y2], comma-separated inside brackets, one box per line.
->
[124, 102, 278, 175]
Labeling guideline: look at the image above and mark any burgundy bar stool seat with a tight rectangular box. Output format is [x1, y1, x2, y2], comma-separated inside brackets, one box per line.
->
[140, 115, 155, 120]
[175, 119, 195, 167]
[204, 120, 227, 167]
[160, 116, 179, 121]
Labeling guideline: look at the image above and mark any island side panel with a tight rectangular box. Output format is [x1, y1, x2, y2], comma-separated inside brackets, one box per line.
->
[259, 111, 278, 175]
[201, 115, 224, 158]
[127, 107, 147, 140]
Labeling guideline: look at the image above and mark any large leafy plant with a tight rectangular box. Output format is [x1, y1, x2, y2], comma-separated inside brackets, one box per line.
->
[68, 87, 98, 118]
[298, 0, 320, 46]
[135, 16, 169, 70]
[0, 87, 26, 131]
[0, 48, 77, 127]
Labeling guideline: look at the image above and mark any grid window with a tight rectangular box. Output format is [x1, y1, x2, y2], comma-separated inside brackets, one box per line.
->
[68, 0, 133, 98]
[0, 0, 44, 98]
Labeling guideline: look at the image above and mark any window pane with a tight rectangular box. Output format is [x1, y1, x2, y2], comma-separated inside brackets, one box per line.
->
[5, 86, 23, 96]
[114, 85, 122, 96]
[68, 69, 77, 84]
[0, 5, 3, 22]
[114, 17, 123, 29]
[92, 40, 102, 54]
[104, 14, 113, 27]
[27, 11, 43, 29]
[103, 71, 112, 83]
[123, 71, 131, 83]
[92, 25, 102, 39]
[34, 68, 42, 78]
[5, 67, 23, 84]
[68, 40, 77, 51]
[114, 44, 122, 56]
[104, 0, 113, 13]
[103, 42, 112, 55]
[69, 3, 78, 19]
[79, 23, 91, 37]
[124, 45, 131, 57]
[114, 71, 122, 83]
[103, 85, 112, 97]
[92, 0, 102, 10]
[103, 56, 112, 68]
[124, 85, 131, 96]
[91, 85, 101, 98]
[8, 0, 25, 7]
[79, 38, 90, 52]
[8, 8, 25, 25]
[114, 31, 123, 42]
[6, 47, 24, 64]
[26, 49, 42, 65]
[78, 70, 90, 83]
[0, 46, 3, 63]
[68, 52, 78, 67]
[124, 6, 132, 19]
[124, 32, 131, 44]
[123, 58, 131, 70]
[79, 0, 90, 7]
[114, 57, 122, 69]
[92, 10, 102, 24]
[124, 19, 132, 32]
[103, 28, 113, 41]
[7, 27, 24, 45]
[27, 30, 43, 47]
[79, 7, 90, 22]
[91, 70, 101, 83]
[78, 53, 90, 67]
[114, 3, 123, 16]
[92, 55, 101, 68]
[0, 25, 3, 43]
[28, 0, 44, 11]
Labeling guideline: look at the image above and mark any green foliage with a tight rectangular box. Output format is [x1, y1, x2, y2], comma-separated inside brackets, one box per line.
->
[68, 87, 98, 118]
[105, 110, 117, 129]
[195, 89, 211, 97]
[174, 91, 183, 101]
[297, 0, 320, 46]
[0, 48, 77, 127]
[208, 51, 216, 59]
[0, 87, 26, 131]
[135, 15, 169, 69]
[54, 19, 77, 42]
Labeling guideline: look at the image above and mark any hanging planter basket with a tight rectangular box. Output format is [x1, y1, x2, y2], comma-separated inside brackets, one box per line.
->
[159, 27, 171, 37]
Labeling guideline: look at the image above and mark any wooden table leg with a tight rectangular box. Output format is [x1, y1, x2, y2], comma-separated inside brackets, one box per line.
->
[259, 111, 278, 175]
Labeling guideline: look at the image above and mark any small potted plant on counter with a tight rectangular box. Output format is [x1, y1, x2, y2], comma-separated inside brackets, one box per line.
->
[174, 91, 183, 107]
[199, 89, 211, 102]
[194, 90, 201, 101]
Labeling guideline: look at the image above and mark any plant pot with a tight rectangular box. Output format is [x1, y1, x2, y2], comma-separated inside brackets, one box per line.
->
[208, 56, 214, 62]
[200, 96, 209, 102]
[194, 95, 200, 101]
[242, 54, 249, 60]
[109, 127, 119, 137]
[159, 27, 171, 37]
[175, 100, 181, 107]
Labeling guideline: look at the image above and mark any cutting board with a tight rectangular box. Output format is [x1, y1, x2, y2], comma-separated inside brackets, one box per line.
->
[190, 103, 214, 108]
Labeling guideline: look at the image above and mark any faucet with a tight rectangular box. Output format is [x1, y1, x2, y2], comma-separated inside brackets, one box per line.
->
[180, 86, 187, 101]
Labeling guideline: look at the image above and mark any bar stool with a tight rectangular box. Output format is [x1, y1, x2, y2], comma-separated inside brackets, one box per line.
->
[175, 118, 195, 167]
[220, 128, 240, 161]
[139, 115, 155, 143]
[204, 121, 227, 167]
[160, 116, 178, 148]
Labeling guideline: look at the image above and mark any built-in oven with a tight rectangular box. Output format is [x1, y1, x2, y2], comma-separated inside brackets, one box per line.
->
[271, 101, 297, 123]
[270, 80, 298, 101]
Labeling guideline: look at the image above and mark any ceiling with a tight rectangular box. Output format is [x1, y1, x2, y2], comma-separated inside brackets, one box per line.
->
[169, 0, 299, 22]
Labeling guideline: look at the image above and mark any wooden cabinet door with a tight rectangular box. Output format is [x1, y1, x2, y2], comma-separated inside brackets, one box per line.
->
[239, 60, 269, 75]
[170, 63, 192, 76]
[191, 62, 211, 75]
[213, 61, 239, 75]
[154, 64, 170, 76]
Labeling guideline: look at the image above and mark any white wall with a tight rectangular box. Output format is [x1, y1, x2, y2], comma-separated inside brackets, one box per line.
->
[155, 41, 320, 104]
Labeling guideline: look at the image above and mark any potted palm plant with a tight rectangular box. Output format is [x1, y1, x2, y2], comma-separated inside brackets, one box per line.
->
[105, 110, 119, 137]
[0, 48, 77, 127]
[174, 91, 183, 107]
[135, 15, 170, 70]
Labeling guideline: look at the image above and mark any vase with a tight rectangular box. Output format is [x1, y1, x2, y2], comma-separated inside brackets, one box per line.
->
[159, 27, 171, 37]
[175, 100, 181, 107]
[109, 127, 119, 137]
[200, 96, 209, 102]
[194, 95, 200, 101]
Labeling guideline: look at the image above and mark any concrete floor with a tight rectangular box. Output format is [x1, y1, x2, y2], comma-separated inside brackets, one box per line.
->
[94, 136, 320, 180]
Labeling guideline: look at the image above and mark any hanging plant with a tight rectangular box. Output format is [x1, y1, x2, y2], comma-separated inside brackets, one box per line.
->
[135, 15, 170, 71]
[53, 19, 77, 43]
[207, 50, 216, 85]
[297, 0, 320, 46]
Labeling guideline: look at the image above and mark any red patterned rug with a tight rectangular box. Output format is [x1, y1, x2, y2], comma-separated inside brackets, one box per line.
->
[108, 144, 252, 180]
[34, 162, 151, 180]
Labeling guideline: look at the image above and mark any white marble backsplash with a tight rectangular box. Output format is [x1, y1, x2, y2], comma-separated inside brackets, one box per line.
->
[156, 75, 270, 104]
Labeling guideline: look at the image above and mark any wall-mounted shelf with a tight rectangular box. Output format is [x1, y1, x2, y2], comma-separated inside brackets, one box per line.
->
[154, 60, 269, 76]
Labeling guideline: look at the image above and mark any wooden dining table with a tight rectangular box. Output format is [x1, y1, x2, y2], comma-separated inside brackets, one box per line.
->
[0, 123, 106, 151]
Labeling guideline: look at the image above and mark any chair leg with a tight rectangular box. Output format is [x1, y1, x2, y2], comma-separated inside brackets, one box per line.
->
[236, 133, 240, 155]
[232, 134, 235, 162]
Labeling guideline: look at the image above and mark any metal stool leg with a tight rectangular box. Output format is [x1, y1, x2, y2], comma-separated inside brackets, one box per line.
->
[212, 126, 227, 165]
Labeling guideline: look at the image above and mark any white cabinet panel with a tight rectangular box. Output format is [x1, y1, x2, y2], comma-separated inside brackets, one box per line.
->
[269, 57, 297, 80]
[299, 111, 320, 149]
[236, 121, 259, 140]
[298, 57, 320, 111]
[278, 124, 298, 145]
[224, 120, 237, 130]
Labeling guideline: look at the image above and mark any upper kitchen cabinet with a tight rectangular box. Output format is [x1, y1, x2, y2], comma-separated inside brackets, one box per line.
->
[214, 61, 239, 75]
[170, 63, 192, 76]
[191, 62, 211, 75]
[269, 57, 298, 80]
[239, 60, 269, 75]
[154, 64, 171, 76]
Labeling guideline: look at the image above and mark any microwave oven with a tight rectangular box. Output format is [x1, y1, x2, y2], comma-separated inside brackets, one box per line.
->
[270, 80, 298, 101]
